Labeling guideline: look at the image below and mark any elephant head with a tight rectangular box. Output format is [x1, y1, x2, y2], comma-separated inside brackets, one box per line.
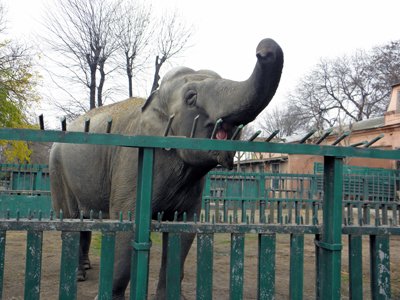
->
[141, 38, 283, 169]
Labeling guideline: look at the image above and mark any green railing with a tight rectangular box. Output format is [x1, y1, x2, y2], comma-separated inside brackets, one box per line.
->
[0, 164, 51, 217]
[0, 127, 400, 299]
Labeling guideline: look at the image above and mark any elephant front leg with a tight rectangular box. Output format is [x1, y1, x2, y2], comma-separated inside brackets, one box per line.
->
[111, 231, 134, 300]
[154, 232, 196, 300]
[78, 231, 92, 281]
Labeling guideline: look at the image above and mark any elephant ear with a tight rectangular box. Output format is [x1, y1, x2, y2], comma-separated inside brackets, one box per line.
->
[141, 90, 158, 112]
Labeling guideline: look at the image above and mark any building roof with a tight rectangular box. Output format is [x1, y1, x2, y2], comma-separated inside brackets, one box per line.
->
[347, 117, 385, 131]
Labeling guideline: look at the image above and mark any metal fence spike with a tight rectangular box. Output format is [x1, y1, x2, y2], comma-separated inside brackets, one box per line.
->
[106, 117, 113, 133]
[163, 115, 175, 137]
[61, 117, 67, 131]
[211, 118, 223, 139]
[265, 129, 280, 142]
[364, 134, 384, 148]
[331, 131, 349, 146]
[84, 118, 90, 133]
[39, 114, 45, 130]
[231, 124, 244, 140]
[248, 130, 262, 142]
[190, 115, 200, 138]
[299, 129, 316, 144]
[350, 141, 368, 147]
[315, 129, 333, 145]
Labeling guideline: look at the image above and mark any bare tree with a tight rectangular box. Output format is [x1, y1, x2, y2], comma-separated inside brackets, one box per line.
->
[258, 106, 303, 139]
[117, 1, 152, 98]
[150, 10, 193, 94]
[42, 0, 122, 110]
[371, 40, 400, 88]
[287, 42, 400, 131]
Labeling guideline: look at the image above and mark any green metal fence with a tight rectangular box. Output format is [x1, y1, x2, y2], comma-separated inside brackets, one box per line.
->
[0, 127, 400, 299]
[0, 164, 51, 218]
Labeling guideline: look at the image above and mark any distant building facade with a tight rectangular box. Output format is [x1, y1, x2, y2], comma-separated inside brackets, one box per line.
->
[235, 83, 400, 174]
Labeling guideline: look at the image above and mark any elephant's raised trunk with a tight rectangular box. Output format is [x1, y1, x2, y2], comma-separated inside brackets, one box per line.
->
[201, 38, 284, 127]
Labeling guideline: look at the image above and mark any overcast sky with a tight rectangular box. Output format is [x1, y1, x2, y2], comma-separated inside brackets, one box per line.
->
[6, 0, 400, 126]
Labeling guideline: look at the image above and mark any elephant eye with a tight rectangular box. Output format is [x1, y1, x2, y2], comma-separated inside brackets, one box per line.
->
[184, 90, 197, 106]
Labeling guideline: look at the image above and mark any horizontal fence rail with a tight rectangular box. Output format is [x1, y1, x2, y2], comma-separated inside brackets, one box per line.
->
[0, 127, 400, 299]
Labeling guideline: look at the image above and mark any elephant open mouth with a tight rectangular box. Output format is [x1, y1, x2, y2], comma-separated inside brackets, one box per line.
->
[211, 121, 238, 141]
[215, 128, 228, 140]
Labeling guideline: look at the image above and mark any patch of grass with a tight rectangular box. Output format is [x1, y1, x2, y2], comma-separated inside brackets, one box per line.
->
[90, 232, 102, 256]
[151, 232, 162, 245]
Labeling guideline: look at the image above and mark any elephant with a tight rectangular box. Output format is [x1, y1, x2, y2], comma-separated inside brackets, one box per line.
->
[49, 38, 283, 299]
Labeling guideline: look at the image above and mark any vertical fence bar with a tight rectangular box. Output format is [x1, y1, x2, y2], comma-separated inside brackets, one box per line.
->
[318, 156, 343, 300]
[230, 233, 245, 300]
[130, 147, 154, 300]
[59, 231, 80, 300]
[348, 235, 363, 300]
[289, 233, 304, 300]
[24, 231, 43, 300]
[315, 234, 321, 299]
[370, 235, 391, 299]
[197, 233, 214, 300]
[0, 231, 6, 299]
[257, 233, 276, 300]
[98, 232, 116, 299]
[166, 232, 182, 300]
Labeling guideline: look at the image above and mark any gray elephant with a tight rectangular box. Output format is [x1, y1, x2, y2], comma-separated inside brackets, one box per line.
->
[49, 38, 283, 299]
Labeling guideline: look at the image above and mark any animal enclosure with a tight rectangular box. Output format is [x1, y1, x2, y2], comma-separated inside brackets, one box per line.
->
[0, 126, 400, 299]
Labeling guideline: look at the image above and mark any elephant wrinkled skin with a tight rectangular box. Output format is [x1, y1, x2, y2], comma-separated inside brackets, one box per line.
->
[49, 38, 284, 299]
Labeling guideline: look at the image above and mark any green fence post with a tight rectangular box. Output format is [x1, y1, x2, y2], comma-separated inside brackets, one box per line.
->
[24, 231, 43, 300]
[257, 233, 276, 300]
[166, 232, 182, 299]
[0, 231, 5, 300]
[130, 147, 154, 300]
[370, 235, 391, 299]
[318, 156, 343, 300]
[289, 233, 304, 300]
[348, 235, 363, 300]
[197, 233, 214, 300]
[59, 231, 80, 300]
[230, 233, 245, 300]
[98, 232, 116, 299]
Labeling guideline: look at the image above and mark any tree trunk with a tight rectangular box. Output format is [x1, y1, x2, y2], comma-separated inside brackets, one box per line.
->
[89, 66, 96, 110]
[128, 74, 133, 98]
[126, 52, 133, 98]
[150, 56, 164, 94]
[97, 61, 105, 107]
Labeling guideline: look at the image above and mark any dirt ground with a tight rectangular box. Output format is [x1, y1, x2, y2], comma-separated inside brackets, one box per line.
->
[2, 231, 400, 300]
